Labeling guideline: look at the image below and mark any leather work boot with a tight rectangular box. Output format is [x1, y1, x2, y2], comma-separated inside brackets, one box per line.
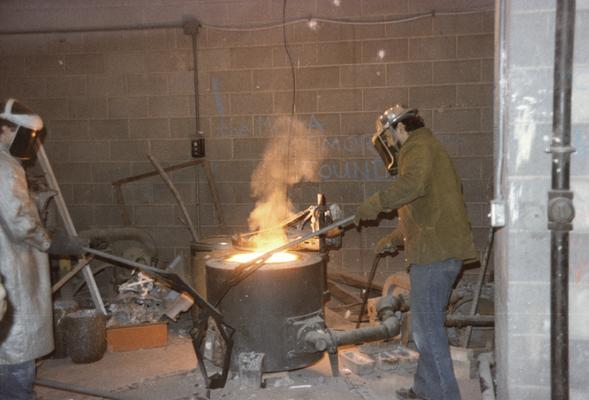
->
[395, 387, 426, 400]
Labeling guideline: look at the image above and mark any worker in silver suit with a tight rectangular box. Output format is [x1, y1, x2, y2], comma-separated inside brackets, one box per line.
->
[0, 99, 53, 400]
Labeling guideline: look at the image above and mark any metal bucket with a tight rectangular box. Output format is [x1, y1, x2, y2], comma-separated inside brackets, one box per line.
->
[64, 309, 106, 364]
[190, 236, 232, 301]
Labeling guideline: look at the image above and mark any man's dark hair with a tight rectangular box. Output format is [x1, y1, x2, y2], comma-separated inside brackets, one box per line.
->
[400, 115, 425, 132]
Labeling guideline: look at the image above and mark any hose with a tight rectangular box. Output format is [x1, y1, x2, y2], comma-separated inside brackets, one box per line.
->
[356, 254, 382, 328]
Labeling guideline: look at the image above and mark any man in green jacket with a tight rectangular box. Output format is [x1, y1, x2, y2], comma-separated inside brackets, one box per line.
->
[355, 105, 477, 400]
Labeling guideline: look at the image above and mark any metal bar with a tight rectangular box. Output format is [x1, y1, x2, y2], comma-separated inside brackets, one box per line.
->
[327, 280, 362, 305]
[549, 1, 576, 399]
[462, 227, 495, 347]
[36, 142, 106, 314]
[113, 184, 131, 225]
[111, 159, 204, 185]
[34, 378, 132, 400]
[445, 314, 495, 327]
[327, 272, 384, 293]
[51, 256, 93, 293]
[148, 154, 199, 242]
[202, 159, 228, 232]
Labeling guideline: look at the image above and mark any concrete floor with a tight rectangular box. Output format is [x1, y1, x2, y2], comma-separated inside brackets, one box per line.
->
[36, 332, 483, 400]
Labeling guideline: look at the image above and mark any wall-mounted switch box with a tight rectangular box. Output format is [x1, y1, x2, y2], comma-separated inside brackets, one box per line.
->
[191, 137, 205, 158]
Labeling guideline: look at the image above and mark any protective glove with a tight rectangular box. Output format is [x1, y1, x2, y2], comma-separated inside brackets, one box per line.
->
[0, 279, 6, 321]
[47, 231, 89, 256]
[375, 231, 403, 255]
[354, 192, 382, 225]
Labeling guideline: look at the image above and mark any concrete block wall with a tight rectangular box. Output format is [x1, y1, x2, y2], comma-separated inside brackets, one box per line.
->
[495, 1, 589, 399]
[0, 0, 494, 281]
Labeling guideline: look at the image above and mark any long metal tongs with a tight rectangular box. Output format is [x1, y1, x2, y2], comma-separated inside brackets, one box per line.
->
[215, 215, 356, 305]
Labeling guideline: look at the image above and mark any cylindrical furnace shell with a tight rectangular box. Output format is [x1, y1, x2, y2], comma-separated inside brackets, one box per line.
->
[206, 252, 324, 372]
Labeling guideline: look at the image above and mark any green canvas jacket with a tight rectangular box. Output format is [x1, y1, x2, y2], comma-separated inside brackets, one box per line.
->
[376, 127, 478, 266]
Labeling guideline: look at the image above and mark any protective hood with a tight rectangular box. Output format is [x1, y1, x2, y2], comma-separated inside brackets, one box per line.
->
[0, 98, 44, 160]
[371, 105, 418, 175]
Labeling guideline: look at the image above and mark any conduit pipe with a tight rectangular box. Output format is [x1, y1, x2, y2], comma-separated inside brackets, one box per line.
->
[548, 1, 576, 399]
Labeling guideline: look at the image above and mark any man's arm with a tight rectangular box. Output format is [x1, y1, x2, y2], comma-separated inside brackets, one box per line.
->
[0, 166, 50, 251]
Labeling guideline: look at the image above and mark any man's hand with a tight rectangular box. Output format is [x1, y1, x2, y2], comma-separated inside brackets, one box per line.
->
[354, 193, 382, 225]
[375, 232, 403, 255]
[47, 232, 89, 256]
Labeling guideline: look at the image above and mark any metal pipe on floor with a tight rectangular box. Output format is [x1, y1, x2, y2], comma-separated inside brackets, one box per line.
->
[548, 1, 576, 399]
[35, 378, 133, 400]
[478, 353, 496, 400]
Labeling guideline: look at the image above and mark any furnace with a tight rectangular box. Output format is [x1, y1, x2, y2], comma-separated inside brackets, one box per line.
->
[206, 250, 326, 372]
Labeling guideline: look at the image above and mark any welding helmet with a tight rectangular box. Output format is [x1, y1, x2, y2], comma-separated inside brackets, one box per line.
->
[371, 105, 417, 175]
[0, 98, 44, 160]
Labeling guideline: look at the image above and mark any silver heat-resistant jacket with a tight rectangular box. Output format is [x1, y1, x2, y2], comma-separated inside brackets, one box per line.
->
[0, 145, 54, 364]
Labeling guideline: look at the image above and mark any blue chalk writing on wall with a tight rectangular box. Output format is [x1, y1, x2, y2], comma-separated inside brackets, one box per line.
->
[318, 159, 389, 181]
[211, 78, 225, 114]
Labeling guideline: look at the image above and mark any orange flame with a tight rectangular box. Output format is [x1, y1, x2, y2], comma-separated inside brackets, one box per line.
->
[227, 252, 298, 264]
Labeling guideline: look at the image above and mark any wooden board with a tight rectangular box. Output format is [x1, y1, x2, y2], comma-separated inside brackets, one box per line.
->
[106, 322, 168, 352]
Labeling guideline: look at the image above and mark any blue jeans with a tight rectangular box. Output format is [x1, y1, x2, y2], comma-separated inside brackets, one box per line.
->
[0, 360, 36, 400]
[410, 259, 462, 400]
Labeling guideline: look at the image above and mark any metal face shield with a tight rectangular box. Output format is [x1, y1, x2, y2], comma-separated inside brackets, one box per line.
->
[10, 126, 40, 160]
[371, 119, 399, 176]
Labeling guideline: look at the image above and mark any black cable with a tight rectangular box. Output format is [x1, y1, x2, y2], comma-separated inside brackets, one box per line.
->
[356, 253, 382, 329]
[282, 0, 296, 220]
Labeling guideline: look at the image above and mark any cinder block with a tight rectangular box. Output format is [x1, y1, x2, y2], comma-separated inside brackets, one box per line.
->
[317, 0, 361, 17]
[108, 97, 149, 119]
[433, 108, 481, 132]
[364, 87, 409, 111]
[232, 137, 269, 160]
[230, 93, 273, 115]
[456, 84, 493, 107]
[42, 140, 70, 162]
[363, 0, 409, 15]
[482, 59, 494, 82]
[52, 162, 93, 184]
[3, 77, 47, 98]
[93, 205, 126, 226]
[134, 205, 175, 226]
[225, 0, 272, 24]
[293, 21, 340, 43]
[170, 118, 196, 138]
[46, 76, 87, 97]
[376, 347, 419, 372]
[409, 37, 456, 61]
[387, 62, 433, 86]
[230, 46, 273, 69]
[69, 97, 108, 119]
[362, 39, 409, 63]
[25, 55, 65, 75]
[238, 352, 265, 389]
[146, 50, 192, 72]
[89, 119, 129, 140]
[92, 162, 131, 183]
[386, 17, 433, 37]
[110, 140, 149, 162]
[69, 141, 110, 162]
[210, 70, 253, 93]
[104, 52, 145, 74]
[433, 14, 484, 35]
[409, 85, 456, 108]
[198, 49, 232, 71]
[149, 139, 189, 161]
[65, 54, 104, 74]
[457, 34, 494, 59]
[168, 72, 197, 95]
[211, 116, 252, 137]
[452, 158, 483, 180]
[340, 113, 375, 136]
[319, 181, 365, 203]
[0, 56, 26, 75]
[317, 42, 361, 65]
[87, 75, 126, 96]
[25, 99, 69, 120]
[433, 60, 481, 84]
[253, 69, 293, 91]
[72, 183, 113, 205]
[198, 93, 229, 116]
[317, 89, 363, 112]
[68, 205, 94, 230]
[148, 96, 190, 117]
[296, 66, 340, 89]
[127, 74, 168, 96]
[272, 44, 318, 67]
[340, 65, 386, 88]
[121, 183, 154, 204]
[129, 118, 170, 139]
[274, 90, 317, 113]
[153, 182, 196, 204]
[340, 350, 376, 376]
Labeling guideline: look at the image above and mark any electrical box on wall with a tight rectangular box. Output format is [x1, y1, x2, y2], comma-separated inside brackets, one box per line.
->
[191, 137, 205, 158]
